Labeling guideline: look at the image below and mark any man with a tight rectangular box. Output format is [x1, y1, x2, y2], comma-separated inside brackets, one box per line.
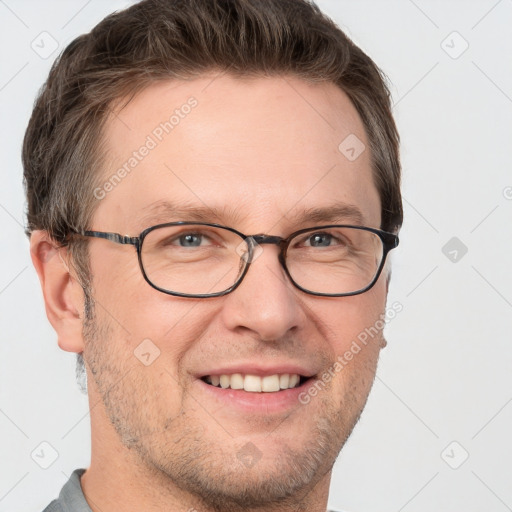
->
[24, 0, 402, 510]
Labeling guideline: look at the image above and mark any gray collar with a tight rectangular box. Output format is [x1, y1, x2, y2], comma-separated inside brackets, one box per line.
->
[45, 469, 91, 512]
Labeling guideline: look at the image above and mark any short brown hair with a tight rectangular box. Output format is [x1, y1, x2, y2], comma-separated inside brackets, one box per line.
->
[23, 0, 402, 263]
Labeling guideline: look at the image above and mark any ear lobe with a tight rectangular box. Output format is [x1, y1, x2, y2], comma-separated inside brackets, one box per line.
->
[30, 230, 85, 353]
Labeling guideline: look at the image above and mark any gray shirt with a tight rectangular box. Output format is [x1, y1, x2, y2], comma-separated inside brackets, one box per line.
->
[42, 468, 346, 511]
[43, 469, 91, 512]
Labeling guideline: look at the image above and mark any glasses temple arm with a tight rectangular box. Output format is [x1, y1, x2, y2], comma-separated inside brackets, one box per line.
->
[82, 230, 140, 247]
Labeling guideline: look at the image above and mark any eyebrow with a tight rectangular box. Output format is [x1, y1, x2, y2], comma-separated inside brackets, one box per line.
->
[137, 200, 366, 231]
[291, 204, 365, 226]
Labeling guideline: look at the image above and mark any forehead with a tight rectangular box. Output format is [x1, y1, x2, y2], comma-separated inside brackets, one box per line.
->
[95, 74, 381, 233]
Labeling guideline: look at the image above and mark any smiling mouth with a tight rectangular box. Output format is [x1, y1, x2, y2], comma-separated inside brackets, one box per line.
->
[200, 373, 310, 392]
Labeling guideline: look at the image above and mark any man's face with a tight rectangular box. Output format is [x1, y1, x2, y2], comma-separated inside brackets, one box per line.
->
[84, 75, 386, 509]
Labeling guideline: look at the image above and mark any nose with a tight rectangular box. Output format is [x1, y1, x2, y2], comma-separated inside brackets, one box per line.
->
[219, 243, 305, 341]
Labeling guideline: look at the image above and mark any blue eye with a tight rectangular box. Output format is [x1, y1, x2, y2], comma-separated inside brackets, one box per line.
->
[307, 233, 333, 247]
[178, 233, 203, 247]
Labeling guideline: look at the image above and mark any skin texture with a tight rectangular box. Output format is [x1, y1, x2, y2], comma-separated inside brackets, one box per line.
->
[31, 74, 388, 512]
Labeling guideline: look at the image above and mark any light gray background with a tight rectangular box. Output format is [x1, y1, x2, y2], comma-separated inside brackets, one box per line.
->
[1, 1, 511, 511]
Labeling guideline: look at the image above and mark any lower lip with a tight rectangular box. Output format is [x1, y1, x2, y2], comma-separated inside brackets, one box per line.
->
[195, 378, 313, 414]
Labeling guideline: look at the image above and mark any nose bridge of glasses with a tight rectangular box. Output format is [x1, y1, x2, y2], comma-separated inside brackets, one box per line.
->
[246, 234, 287, 261]
[250, 234, 284, 246]
[239, 234, 289, 288]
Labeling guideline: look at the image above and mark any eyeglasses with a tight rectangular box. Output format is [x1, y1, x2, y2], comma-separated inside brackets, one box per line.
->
[74, 222, 399, 298]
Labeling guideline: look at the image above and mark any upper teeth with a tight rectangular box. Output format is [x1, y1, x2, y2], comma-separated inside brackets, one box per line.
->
[205, 373, 301, 392]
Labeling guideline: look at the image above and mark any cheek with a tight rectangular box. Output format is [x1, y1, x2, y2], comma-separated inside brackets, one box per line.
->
[90, 245, 184, 331]
[89, 243, 142, 299]
[316, 277, 388, 352]
[90, 251, 223, 374]
[335, 281, 387, 390]
[309, 279, 387, 403]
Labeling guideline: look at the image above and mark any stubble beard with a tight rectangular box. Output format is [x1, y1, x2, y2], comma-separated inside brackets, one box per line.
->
[82, 292, 374, 512]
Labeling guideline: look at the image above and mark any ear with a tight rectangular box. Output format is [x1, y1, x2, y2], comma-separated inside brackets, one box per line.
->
[30, 230, 85, 353]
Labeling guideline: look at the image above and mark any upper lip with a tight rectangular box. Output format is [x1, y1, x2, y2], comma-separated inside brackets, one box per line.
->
[196, 363, 317, 379]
